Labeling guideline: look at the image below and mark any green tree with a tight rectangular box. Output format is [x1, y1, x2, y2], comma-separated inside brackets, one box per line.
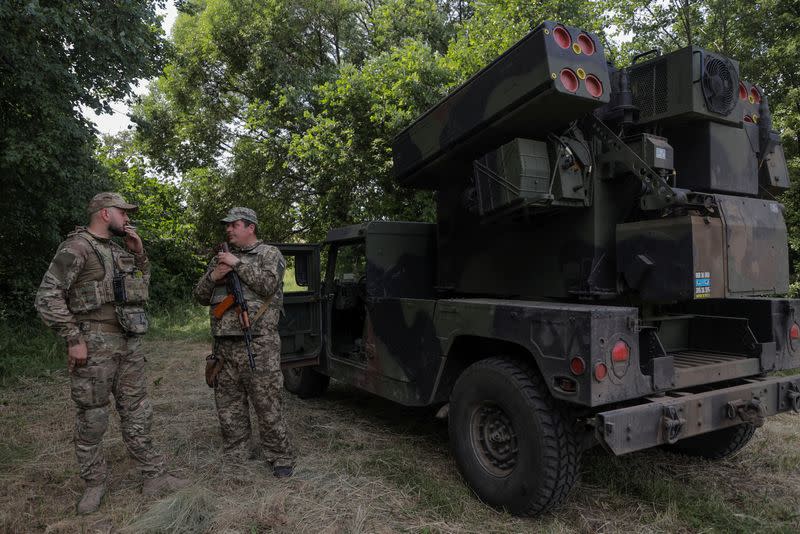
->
[97, 132, 205, 307]
[0, 1, 168, 320]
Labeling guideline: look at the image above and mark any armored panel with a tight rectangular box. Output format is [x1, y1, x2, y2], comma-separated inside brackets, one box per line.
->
[625, 134, 673, 170]
[616, 216, 726, 302]
[363, 222, 437, 299]
[474, 138, 552, 214]
[717, 196, 789, 296]
[629, 46, 741, 126]
[392, 20, 610, 189]
[666, 121, 758, 195]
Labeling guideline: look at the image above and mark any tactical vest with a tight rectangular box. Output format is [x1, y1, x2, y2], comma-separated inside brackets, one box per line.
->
[208, 243, 284, 337]
[66, 229, 150, 334]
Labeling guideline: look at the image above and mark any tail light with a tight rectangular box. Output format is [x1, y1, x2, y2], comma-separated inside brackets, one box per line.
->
[611, 341, 629, 362]
[570, 356, 586, 375]
[594, 362, 608, 381]
[791, 323, 800, 341]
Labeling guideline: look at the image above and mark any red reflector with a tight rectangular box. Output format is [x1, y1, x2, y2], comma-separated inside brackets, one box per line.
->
[560, 69, 579, 93]
[553, 26, 572, 49]
[594, 363, 608, 381]
[791, 323, 800, 340]
[611, 341, 630, 362]
[570, 357, 586, 375]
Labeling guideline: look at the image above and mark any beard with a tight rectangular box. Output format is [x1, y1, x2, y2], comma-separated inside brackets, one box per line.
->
[109, 221, 127, 237]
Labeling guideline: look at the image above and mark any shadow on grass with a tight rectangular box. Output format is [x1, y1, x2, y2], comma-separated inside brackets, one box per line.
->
[299, 380, 800, 531]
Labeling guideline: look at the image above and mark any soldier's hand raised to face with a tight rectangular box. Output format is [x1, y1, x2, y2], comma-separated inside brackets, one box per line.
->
[123, 226, 144, 254]
[68, 339, 88, 372]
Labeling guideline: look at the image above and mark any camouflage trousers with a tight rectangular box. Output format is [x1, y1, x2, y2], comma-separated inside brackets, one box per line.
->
[214, 332, 295, 468]
[70, 329, 165, 486]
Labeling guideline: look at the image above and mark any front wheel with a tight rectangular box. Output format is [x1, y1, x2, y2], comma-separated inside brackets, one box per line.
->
[282, 366, 330, 399]
[449, 357, 579, 516]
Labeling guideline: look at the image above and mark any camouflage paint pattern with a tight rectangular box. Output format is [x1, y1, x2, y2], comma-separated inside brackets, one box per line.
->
[277, 22, 800, 457]
[35, 228, 163, 485]
[214, 333, 294, 467]
[71, 330, 165, 484]
[195, 239, 294, 467]
[36, 228, 150, 340]
[392, 20, 610, 188]
[193, 240, 285, 337]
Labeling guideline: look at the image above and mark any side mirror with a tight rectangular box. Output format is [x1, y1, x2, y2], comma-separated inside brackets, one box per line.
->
[295, 254, 309, 286]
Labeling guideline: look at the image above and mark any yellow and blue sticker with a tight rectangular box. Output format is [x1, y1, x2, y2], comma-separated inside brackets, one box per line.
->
[695, 271, 711, 298]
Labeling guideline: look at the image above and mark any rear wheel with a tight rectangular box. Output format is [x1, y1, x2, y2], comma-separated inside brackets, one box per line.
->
[282, 366, 330, 399]
[665, 423, 756, 459]
[448, 357, 579, 516]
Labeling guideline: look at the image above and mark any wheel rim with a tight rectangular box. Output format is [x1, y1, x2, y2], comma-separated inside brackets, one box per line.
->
[469, 401, 518, 477]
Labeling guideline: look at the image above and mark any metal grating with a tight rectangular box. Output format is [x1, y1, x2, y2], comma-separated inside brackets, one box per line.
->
[630, 60, 668, 118]
[672, 350, 748, 368]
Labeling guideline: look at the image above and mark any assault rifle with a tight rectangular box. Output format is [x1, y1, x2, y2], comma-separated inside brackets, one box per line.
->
[212, 243, 256, 369]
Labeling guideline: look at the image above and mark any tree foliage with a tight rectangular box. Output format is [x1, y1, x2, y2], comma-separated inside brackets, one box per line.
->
[133, 0, 614, 246]
[0, 1, 167, 320]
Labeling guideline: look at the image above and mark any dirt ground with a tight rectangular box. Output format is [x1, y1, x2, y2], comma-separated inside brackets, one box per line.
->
[1, 338, 800, 533]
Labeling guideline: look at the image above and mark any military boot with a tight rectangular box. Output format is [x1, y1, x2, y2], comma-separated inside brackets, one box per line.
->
[142, 473, 190, 497]
[76, 484, 106, 515]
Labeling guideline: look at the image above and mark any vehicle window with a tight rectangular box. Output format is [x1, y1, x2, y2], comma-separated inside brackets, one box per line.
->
[334, 243, 366, 282]
[282, 253, 310, 293]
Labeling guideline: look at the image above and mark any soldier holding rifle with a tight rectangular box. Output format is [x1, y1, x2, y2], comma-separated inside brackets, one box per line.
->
[193, 207, 295, 477]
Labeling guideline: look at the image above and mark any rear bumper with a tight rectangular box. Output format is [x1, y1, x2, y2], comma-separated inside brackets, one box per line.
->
[595, 373, 800, 455]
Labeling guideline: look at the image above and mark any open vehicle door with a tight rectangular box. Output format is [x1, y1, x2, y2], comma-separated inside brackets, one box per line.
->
[273, 244, 323, 368]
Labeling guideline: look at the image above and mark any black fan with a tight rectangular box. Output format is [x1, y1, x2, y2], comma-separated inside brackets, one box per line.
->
[701, 55, 738, 115]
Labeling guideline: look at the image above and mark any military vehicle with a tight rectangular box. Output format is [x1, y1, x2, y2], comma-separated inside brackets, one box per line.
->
[275, 20, 800, 516]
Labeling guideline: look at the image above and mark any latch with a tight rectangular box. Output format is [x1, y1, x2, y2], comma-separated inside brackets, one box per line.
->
[725, 398, 766, 427]
[661, 405, 685, 444]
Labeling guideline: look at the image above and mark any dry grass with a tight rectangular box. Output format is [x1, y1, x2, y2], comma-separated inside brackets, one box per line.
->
[1, 338, 800, 533]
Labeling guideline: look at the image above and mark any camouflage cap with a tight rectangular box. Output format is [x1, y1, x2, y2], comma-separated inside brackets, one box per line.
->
[87, 192, 138, 214]
[220, 207, 258, 225]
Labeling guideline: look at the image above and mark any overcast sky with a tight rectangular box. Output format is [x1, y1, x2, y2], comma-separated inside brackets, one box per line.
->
[83, 2, 178, 136]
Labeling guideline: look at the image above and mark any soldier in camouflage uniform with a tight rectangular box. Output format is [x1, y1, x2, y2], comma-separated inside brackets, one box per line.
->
[193, 207, 295, 477]
[35, 192, 188, 515]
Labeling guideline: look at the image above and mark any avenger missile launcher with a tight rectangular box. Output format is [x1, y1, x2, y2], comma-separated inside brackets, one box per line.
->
[276, 21, 800, 517]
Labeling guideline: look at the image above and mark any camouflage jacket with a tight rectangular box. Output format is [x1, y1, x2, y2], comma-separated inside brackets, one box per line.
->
[193, 240, 285, 337]
[35, 227, 150, 343]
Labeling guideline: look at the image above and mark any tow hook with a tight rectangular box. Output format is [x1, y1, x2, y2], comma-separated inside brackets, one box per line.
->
[661, 405, 685, 444]
[786, 385, 800, 413]
[726, 398, 767, 427]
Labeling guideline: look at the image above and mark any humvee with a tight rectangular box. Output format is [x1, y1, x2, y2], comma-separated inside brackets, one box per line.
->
[275, 21, 800, 516]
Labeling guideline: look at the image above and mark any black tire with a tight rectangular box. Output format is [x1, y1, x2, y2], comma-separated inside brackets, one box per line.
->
[665, 423, 756, 459]
[282, 366, 330, 399]
[448, 357, 579, 516]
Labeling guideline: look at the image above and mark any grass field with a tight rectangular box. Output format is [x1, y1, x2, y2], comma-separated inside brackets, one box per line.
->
[1, 333, 799, 532]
